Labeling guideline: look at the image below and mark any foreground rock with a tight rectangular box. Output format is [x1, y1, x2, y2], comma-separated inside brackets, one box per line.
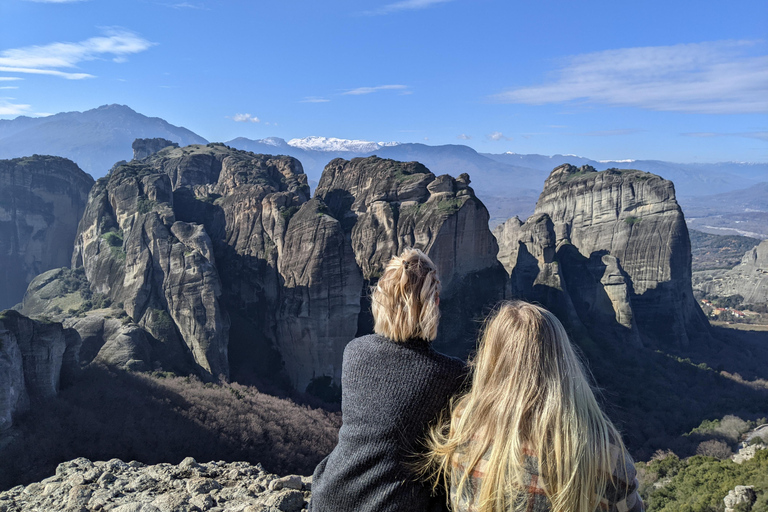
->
[0, 457, 311, 512]
[495, 164, 710, 348]
[0, 310, 80, 431]
[0, 156, 93, 309]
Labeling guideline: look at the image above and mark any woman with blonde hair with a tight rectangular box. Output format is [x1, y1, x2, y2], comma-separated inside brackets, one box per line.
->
[425, 301, 643, 512]
[309, 248, 466, 512]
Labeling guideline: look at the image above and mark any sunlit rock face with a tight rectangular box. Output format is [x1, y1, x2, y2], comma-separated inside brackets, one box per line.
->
[315, 157, 507, 359]
[495, 164, 709, 348]
[694, 240, 768, 306]
[0, 156, 93, 310]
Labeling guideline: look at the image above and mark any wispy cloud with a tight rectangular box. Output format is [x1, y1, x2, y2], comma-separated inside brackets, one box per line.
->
[301, 97, 330, 103]
[0, 28, 155, 80]
[167, 2, 209, 9]
[493, 40, 768, 114]
[0, 77, 22, 81]
[457, 134, 471, 140]
[580, 129, 641, 136]
[487, 131, 512, 141]
[230, 113, 260, 123]
[683, 131, 768, 142]
[360, 0, 453, 15]
[0, 86, 18, 90]
[343, 84, 409, 95]
[0, 100, 31, 116]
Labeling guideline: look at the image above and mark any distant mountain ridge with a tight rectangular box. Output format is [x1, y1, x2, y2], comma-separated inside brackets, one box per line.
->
[2, 105, 765, 226]
[0, 105, 207, 177]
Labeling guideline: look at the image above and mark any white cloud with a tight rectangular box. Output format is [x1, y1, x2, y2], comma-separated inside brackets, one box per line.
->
[487, 131, 512, 141]
[361, 0, 453, 15]
[581, 129, 640, 136]
[494, 40, 768, 114]
[0, 29, 154, 80]
[343, 84, 409, 95]
[0, 100, 31, 116]
[0, 77, 23, 81]
[0, 86, 18, 90]
[168, 2, 209, 9]
[457, 134, 471, 140]
[231, 113, 260, 123]
[683, 131, 768, 142]
[301, 97, 330, 103]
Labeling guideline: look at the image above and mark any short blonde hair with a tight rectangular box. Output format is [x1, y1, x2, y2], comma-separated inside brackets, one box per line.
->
[371, 248, 441, 342]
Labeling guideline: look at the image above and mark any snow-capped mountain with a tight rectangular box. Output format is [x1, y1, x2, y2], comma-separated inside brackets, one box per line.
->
[287, 136, 399, 152]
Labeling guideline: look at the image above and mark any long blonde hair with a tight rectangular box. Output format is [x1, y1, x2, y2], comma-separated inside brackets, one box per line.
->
[371, 248, 441, 342]
[425, 301, 626, 512]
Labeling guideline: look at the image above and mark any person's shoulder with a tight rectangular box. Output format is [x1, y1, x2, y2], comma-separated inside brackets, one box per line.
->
[343, 333, 388, 356]
[430, 349, 468, 379]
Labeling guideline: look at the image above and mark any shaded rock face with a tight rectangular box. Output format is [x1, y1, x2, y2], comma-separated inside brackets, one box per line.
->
[0, 156, 93, 309]
[693, 240, 768, 305]
[495, 164, 709, 348]
[315, 158, 506, 358]
[132, 138, 179, 161]
[0, 457, 311, 512]
[0, 310, 81, 431]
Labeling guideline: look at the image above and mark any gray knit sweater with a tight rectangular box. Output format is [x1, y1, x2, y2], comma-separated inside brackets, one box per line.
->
[309, 334, 466, 512]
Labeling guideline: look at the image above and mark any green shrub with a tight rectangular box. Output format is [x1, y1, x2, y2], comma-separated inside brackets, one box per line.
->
[625, 216, 642, 225]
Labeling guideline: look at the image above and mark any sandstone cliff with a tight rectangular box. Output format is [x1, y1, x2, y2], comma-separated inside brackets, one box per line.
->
[0, 310, 80, 432]
[0, 156, 93, 310]
[693, 239, 768, 305]
[495, 164, 710, 347]
[315, 157, 506, 358]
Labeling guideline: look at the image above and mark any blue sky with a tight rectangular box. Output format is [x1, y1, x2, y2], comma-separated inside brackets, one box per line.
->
[0, 0, 766, 162]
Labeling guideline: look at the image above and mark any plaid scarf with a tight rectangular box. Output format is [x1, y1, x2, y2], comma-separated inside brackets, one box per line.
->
[449, 442, 644, 512]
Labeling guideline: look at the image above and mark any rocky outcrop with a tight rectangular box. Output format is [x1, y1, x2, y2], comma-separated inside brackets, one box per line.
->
[0, 457, 311, 512]
[132, 138, 178, 161]
[495, 164, 710, 347]
[693, 239, 768, 305]
[0, 310, 80, 432]
[0, 156, 93, 309]
[24, 144, 503, 392]
[315, 158, 506, 358]
[724, 485, 757, 512]
[17, 268, 152, 372]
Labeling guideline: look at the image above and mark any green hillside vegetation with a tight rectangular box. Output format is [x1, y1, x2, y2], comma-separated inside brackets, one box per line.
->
[638, 449, 768, 511]
[689, 230, 761, 271]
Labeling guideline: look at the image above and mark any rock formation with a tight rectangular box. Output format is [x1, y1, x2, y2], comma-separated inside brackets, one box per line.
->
[18, 144, 504, 392]
[0, 156, 93, 310]
[314, 157, 506, 359]
[0, 310, 80, 432]
[724, 485, 757, 512]
[693, 239, 768, 305]
[132, 138, 179, 161]
[495, 164, 710, 348]
[0, 457, 311, 512]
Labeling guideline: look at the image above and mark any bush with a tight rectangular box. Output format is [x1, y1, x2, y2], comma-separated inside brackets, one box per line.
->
[696, 440, 733, 459]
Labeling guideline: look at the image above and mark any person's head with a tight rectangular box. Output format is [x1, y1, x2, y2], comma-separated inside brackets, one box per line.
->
[425, 301, 626, 512]
[371, 248, 441, 342]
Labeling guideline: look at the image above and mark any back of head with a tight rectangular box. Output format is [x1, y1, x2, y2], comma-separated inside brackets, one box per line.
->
[426, 301, 626, 512]
[371, 248, 441, 342]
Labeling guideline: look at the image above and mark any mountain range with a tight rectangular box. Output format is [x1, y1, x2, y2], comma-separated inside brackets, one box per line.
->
[1, 104, 766, 231]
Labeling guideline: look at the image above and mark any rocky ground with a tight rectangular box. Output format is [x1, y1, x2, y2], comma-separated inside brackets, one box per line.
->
[0, 457, 311, 512]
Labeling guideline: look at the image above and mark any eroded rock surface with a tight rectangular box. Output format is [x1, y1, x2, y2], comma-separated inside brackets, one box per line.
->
[0, 457, 311, 512]
[315, 158, 506, 360]
[495, 164, 709, 347]
[693, 239, 768, 305]
[0, 311, 80, 431]
[0, 156, 93, 309]
[132, 138, 179, 161]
